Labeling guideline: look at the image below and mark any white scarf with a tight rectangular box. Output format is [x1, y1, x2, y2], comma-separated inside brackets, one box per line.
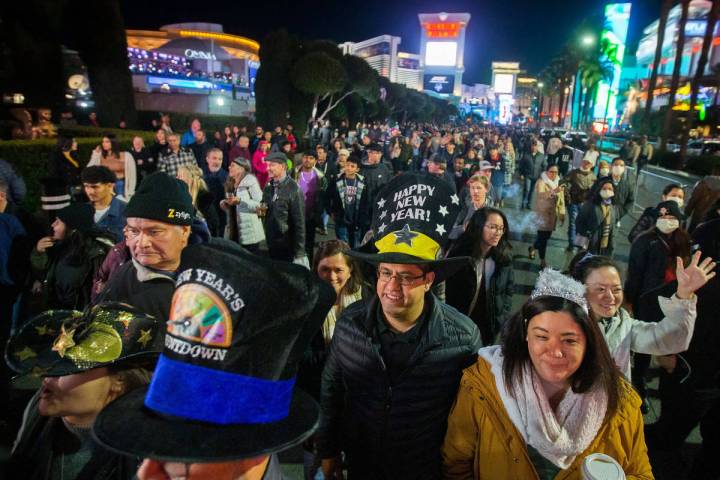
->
[479, 345, 608, 469]
[541, 172, 559, 190]
[322, 289, 362, 345]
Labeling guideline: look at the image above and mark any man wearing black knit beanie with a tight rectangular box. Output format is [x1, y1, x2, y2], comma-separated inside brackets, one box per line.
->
[94, 172, 193, 324]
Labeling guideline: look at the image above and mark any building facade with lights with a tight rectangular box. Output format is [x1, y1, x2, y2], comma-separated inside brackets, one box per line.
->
[635, 0, 720, 111]
[418, 12, 471, 98]
[339, 35, 422, 90]
[126, 23, 260, 116]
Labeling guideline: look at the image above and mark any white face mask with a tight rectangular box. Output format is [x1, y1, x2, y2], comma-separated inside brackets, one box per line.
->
[656, 218, 680, 234]
[612, 166, 625, 176]
[600, 168, 610, 177]
[666, 196, 684, 208]
[600, 190, 614, 200]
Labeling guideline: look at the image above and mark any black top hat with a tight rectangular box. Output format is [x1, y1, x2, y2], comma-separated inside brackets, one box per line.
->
[5, 302, 163, 377]
[348, 172, 471, 282]
[93, 242, 335, 463]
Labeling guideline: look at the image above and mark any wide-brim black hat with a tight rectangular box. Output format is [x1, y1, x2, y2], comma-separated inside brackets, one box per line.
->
[348, 172, 472, 283]
[93, 386, 318, 463]
[93, 241, 335, 462]
[5, 302, 162, 378]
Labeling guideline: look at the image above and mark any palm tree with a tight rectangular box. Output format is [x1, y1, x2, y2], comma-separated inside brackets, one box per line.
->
[661, 0, 690, 151]
[645, 0, 674, 120]
[579, 56, 614, 129]
[680, 0, 720, 163]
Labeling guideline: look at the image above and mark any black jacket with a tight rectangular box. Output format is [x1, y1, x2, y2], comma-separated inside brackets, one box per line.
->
[316, 294, 481, 479]
[262, 175, 306, 258]
[518, 152, 546, 180]
[609, 174, 635, 219]
[625, 229, 673, 307]
[10, 391, 139, 480]
[328, 174, 367, 226]
[95, 259, 175, 342]
[576, 201, 619, 253]
[31, 232, 114, 312]
[628, 206, 658, 244]
[444, 249, 515, 344]
[637, 278, 720, 390]
[359, 163, 392, 225]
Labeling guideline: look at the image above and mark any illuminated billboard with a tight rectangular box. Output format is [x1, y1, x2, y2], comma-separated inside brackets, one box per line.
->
[423, 74, 455, 95]
[422, 22, 460, 38]
[425, 42, 457, 66]
[493, 73, 515, 94]
[593, 3, 631, 127]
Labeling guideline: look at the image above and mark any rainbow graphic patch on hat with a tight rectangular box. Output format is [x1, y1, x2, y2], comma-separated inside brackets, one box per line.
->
[168, 284, 233, 348]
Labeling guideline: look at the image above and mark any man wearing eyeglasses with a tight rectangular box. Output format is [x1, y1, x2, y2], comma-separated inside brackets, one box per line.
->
[316, 173, 481, 480]
[93, 172, 193, 325]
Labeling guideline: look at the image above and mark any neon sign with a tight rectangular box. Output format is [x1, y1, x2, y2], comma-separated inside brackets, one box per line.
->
[423, 22, 460, 38]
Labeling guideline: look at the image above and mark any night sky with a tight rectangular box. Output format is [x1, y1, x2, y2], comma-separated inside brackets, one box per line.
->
[121, 0, 658, 84]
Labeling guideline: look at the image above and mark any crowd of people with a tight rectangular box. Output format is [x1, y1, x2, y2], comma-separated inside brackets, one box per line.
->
[0, 113, 719, 480]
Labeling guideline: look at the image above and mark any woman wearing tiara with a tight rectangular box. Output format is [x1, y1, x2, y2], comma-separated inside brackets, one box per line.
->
[568, 250, 715, 381]
[443, 269, 653, 479]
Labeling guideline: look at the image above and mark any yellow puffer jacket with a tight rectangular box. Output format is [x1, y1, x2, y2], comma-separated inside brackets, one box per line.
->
[442, 358, 654, 479]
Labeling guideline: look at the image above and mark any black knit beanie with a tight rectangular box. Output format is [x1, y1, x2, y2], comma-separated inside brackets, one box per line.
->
[124, 172, 194, 225]
[56, 203, 95, 232]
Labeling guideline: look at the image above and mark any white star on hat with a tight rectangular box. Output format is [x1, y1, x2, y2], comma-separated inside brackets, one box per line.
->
[439, 205, 449, 217]
[435, 224, 447, 236]
[450, 194, 460, 205]
[377, 198, 386, 209]
[378, 222, 387, 233]
[379, 210, 387, 219]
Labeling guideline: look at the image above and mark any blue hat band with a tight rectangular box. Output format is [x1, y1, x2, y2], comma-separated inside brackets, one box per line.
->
[144, 355, 296, 425]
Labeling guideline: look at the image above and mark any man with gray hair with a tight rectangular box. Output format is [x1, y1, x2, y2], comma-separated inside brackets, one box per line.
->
[158, 133, 198, 177]
[95, 172, 193, 324]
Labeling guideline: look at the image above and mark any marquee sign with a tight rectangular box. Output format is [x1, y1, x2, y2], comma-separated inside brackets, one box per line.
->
[423, 22, 460, 38]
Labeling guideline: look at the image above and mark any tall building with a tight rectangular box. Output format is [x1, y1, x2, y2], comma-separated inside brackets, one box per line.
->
[339, 35, 421, 90]
[491, 62, 520, 124]
[397, 52, 422, 90]
[418, 12, 471, 98]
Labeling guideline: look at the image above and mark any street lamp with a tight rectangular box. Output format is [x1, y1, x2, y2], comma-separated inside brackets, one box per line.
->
[581, 35, 595, 46]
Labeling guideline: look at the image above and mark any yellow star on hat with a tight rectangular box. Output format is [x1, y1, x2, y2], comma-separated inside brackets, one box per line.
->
[52, 325, 76, 358]
[137, 329, 153, 348]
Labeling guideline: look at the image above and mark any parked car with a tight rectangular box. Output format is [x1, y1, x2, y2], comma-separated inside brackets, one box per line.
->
[687, 139, 720, 157]
[562, 131, 589, 144]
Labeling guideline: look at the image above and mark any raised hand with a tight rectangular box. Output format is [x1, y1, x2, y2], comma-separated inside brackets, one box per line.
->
[676, 251, 717, 299]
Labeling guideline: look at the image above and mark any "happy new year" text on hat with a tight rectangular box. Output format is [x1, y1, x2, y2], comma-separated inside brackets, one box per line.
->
[348, 172, 471, 282]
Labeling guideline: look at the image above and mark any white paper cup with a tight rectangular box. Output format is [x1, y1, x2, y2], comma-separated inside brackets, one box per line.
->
[581, 453, 625, 480]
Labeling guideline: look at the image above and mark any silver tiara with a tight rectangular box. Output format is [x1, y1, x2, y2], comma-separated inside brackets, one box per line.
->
[531, 268, 589, 314]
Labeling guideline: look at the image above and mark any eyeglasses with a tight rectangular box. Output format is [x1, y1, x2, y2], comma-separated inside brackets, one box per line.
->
[377, 268, 426, 286]
[484, 224, 505, 233]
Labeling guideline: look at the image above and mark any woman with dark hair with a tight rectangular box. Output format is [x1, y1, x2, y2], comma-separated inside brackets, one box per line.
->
[625, 200, 693, 407]
[445, 207, 514, 345]
[628, 183, 685, 244]
[443, 269, 652, 479]
[568, 250, 715, 380]
[530, 163, 565, 269]
[575, 177, 619, 256]
[51, 136, 82, 195]
[8, 303, 162, 480]
[149, 129, 169, 166]
[88, 135, 137, 200]
[30, 203, 115, 312]
[299, 239, 363, 480]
